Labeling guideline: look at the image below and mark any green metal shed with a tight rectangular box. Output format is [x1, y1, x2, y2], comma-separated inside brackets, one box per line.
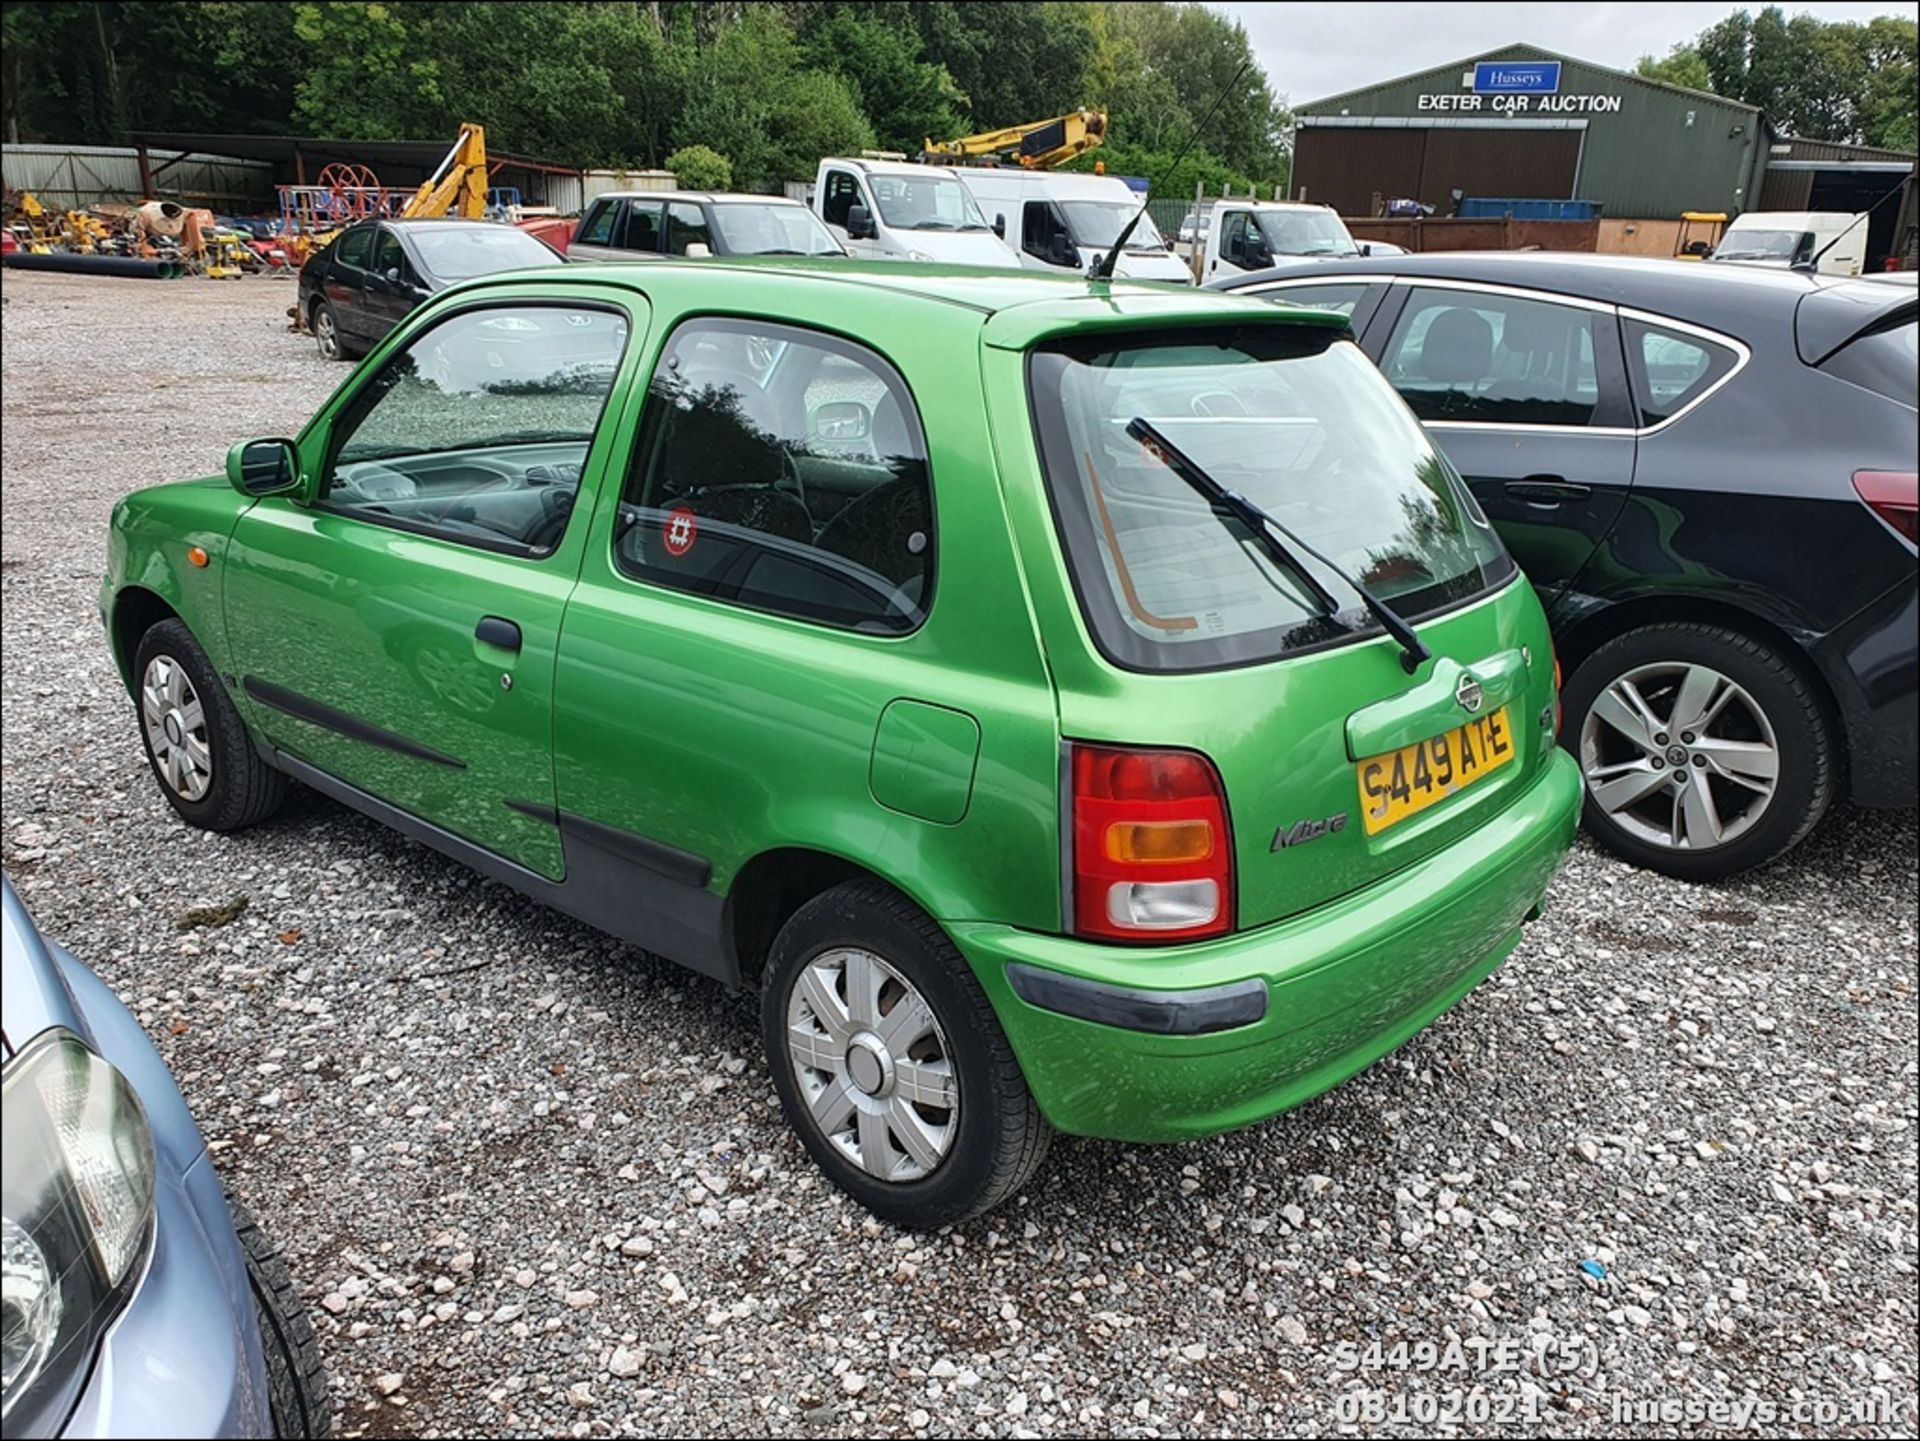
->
[1294, 43, 1772, 220]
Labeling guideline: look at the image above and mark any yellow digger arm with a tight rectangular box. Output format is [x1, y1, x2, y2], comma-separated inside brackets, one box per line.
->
[922, 111, 1106, 171]
[402, 124, 490, 220]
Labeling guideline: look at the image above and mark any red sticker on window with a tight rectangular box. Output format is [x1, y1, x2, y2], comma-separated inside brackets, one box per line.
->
[663, 507, 698, 557]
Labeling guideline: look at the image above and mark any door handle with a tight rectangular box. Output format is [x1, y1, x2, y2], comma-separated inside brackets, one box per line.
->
[475, 616, 522, 651]
[1504, 477, 1592, 507]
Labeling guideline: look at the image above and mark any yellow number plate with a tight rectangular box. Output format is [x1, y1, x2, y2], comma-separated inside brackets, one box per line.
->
[1356, 706, 1516, 835]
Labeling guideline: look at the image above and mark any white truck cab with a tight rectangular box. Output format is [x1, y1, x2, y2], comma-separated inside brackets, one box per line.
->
[1710, 210, 1868, 276]
[1200, 200, 1366, 282]
[811, 157, 1020, 266]
[954, 169, 1192, 283]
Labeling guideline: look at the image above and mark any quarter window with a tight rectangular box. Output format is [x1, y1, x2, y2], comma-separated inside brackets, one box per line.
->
[371, 228, 406, 279]
[334, 225, 372, 270]
[322, 304, 631, 556]
[1382, 288, 1602, 426]
[576, 200, 617, 247]
[614, 318, 933, 634]
[1626, 319, 1737, 426]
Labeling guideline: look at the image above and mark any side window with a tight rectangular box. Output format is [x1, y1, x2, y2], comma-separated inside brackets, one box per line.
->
[665, 202, 712, 255]
[334, 225, 372, 271]
[1022, 201, 1064, 260]
[822, 170, 862, 229]
[371, 228, 406, 279]
[576, 200, 617, 247]
[614, 318, 933, 634]
[622, 200, 663, 253]
[1626, 318, 1737, 426]
[1381, 288, 1602, 426]
[323, 305, 631, 556]
[1218, 211, 1250, 263]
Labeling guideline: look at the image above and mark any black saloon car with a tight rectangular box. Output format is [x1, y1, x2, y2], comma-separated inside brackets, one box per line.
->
[297, 217, 563, 361]
[1212, 253, 1917, 880]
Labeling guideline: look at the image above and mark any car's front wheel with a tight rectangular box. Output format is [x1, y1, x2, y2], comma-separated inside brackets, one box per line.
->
[229, 1196, 331, 1438]
[132, 618, 286, 831]
[761, 880, 1051, 1228]
[1564, 622, 1833, 880]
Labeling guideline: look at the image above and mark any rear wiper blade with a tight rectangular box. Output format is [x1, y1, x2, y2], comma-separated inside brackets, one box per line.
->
[1126, 417, 1433, 674]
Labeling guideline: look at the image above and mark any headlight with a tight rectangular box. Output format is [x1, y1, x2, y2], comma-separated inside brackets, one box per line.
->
[2, 1031, 156, 1435]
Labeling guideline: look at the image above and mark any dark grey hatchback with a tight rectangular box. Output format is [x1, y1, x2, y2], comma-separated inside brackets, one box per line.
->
[1212, 253, 1917, 880]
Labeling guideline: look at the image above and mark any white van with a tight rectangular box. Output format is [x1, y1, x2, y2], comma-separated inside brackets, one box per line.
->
[1710, 211, 1868, 276]
[954, 170, 1192, 283]
[811, 158, 1020, 266]
[1199, 200, 1366, 282]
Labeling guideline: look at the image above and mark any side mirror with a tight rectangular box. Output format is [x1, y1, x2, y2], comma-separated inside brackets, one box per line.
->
[1047, 232, 1078, 268]
[811, 399, 872, 442]
[1358, 243, 1373, 257]
[992, 213, 1006, 240]
[846, 203, 876, 241]
[683, 241, 712, 258]
[226, 438, 299, 498]
[383, 266, 402, 284]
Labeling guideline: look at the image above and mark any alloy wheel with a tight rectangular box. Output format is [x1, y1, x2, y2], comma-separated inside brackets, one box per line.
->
[1579, 660, 1779, 852]
[141, 654, 214, 802]
[785, 947, 959, 1182]
[314, 307, 337, 358]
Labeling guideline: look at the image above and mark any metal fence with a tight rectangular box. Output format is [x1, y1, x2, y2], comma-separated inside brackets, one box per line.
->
[2, 143, 273, 209]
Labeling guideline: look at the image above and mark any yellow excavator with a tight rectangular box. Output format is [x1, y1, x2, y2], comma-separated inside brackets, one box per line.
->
[402, 122, 490, 219]
[921, 110, 1107, 170]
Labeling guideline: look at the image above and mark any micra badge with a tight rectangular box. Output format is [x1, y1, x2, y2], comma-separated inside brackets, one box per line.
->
[1272, 813, 1348, 850]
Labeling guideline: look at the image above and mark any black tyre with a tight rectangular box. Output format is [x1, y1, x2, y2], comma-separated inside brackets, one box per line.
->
[310, 299, 357, 362]
[1563, 622, 1833, 881]
[761, 879, 1051, 1228]
[132, 618, 286, 831]
[229, 1197, 331, 1438]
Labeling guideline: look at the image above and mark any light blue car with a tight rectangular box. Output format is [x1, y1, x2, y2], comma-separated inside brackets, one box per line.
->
[2, 878, 329, 1438]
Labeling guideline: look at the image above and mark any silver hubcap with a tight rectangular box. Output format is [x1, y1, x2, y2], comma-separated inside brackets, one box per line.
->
[141, 655, 213, 802]
[786, 948, 958, 1183]
[315, 310, 335, 353]
[1580, 661, 1779, 852]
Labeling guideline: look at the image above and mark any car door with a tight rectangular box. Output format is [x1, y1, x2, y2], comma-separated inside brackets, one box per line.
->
[324, 223, 375, 342]
[221, 288, 646, 879]
[363, 226, 420, 339]
[663, 201, 712, 257]
[608, 198, 665, 260]
[1367, 281, 1637, 611]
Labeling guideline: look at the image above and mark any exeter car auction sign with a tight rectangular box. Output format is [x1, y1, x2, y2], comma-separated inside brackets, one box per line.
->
[1414, 58, 1625, 114]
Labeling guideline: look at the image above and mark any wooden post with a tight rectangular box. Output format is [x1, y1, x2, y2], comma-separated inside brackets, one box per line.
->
[137, 141, 154, 200]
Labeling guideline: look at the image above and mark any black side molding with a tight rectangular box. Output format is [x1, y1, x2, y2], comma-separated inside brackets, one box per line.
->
[243, 676, 466, 769]
[1005, 963, 1268, 1036]
[558, 811, 712, 889]
[504, 798, 560, 825]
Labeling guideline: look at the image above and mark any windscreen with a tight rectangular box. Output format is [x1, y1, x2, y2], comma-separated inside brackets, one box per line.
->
[1253, 210, 1358, 257]
[1028, 329, 1514, 672]
[411, 226, 562, 279]
[1059, 201, 1165, 250]
[869, 175, 992, 231]
[711, 203, 843, 255]
[1713, 229, 1809, 262]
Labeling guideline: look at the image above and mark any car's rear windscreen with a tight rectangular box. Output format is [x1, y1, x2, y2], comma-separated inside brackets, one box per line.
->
[1819, 313, 1917, 409]
[1027, 327, 1514, 673]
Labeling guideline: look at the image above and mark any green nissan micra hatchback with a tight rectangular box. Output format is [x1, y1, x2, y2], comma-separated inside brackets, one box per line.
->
[103, 261, 1581, 1225]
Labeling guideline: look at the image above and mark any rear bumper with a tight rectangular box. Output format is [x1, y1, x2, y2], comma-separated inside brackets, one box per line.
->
[954, 750, 1581, 1143]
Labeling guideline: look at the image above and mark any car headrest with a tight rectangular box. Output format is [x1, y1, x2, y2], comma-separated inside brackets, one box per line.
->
[1420, 308, 1494, 384]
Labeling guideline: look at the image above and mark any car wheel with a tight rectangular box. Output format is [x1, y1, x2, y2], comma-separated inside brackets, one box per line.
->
[1564, 622, 1833, 880]
[132, 618, 286, 831]
[311, 300, 355, 362]
[228, 1196, 332, 1438]
[761, 879, 1051, 1228]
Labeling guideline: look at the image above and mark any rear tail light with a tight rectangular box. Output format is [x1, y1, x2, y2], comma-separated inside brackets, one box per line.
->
[1854, 471, 1918, 545]
[1069, 743, 1233, 943]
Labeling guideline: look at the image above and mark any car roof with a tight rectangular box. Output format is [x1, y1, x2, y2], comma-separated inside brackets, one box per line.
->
[587, 191, 806, 207]
[452, 257, 1341, 339]
[1214, 249, 1908, 337]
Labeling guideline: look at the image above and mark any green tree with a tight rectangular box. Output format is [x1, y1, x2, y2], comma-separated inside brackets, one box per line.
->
[910, 0, 1096, 131]
[1634, 47, 1712, 94]
[1682, 5, 1915, 145]
[793, 3, 963, 153]
[290, 2, 443, 139]
[664, 143, 731, 190]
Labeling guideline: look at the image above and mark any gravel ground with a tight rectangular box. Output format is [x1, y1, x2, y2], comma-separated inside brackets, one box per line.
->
[3, 271, 1915, 1439]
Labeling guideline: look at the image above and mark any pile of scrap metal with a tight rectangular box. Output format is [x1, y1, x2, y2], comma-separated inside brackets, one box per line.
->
[2, 190, 285, 280]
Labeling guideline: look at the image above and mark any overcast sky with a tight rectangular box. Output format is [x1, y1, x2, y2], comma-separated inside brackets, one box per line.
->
[1217, 2, 1908, 106]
